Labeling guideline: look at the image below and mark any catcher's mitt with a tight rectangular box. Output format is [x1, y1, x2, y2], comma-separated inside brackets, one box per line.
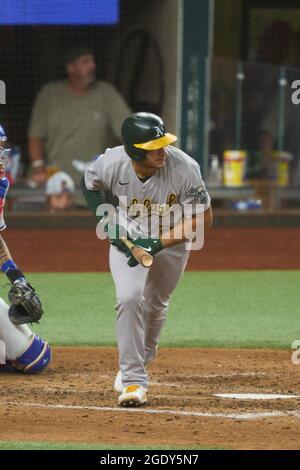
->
[8, 280, 44, 325]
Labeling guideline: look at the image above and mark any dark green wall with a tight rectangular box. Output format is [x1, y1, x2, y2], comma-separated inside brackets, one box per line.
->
[180, 0, 214, 173]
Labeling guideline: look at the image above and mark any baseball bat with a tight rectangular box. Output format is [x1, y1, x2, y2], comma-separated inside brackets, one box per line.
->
[121, 237, 153, 268]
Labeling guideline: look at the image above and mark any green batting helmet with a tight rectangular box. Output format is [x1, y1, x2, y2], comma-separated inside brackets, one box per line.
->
[121, 112, 177, 162]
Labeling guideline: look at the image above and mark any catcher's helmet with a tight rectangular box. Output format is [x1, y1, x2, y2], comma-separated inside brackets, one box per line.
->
[0, 124, 7, 145]
[0, 124, 9, 166]
[121, 112, 177, 162]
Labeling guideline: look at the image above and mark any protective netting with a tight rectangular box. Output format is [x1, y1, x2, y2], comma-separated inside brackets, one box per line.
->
[1, 0, 300, 204]
[209, 58, 300, 185]
[214, 0, 300, 67]
[212, 1, 300, 188]
[0, 0, 166, 178]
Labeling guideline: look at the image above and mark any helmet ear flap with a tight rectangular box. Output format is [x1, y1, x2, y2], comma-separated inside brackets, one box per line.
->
[124, 143, 147, 162]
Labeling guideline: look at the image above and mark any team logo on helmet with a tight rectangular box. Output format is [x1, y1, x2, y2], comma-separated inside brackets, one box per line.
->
[154, 126, 164, 139]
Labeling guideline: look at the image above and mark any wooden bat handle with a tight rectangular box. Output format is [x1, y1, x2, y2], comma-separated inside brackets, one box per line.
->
[121, 238, 153, 268]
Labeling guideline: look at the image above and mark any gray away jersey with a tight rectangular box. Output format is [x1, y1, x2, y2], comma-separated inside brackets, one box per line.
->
[85, 145, 211, 237]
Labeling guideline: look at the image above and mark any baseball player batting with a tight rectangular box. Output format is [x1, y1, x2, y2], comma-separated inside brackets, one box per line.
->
[0, 124, 51, 374]
[81, 112, 213, 407]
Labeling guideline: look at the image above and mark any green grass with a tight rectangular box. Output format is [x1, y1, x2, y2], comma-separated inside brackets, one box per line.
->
[14, 271, 300, 349]
[0, 441, 220, 450]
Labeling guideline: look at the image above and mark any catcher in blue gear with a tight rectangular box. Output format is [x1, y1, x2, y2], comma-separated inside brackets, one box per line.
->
[0, 124, 51, 374]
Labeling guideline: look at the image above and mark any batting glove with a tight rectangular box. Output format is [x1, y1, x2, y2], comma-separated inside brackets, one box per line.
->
[127, 237, 164, 267]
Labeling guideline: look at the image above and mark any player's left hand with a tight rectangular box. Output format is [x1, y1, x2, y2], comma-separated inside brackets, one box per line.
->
[127, 237, 164, 267]
[106, 222, 131, 255]
[8, 280, 44, 325]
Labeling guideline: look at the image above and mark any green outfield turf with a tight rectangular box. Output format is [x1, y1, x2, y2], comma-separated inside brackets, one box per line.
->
[17, 271, 300, 349]
[0, 441, 220, 450]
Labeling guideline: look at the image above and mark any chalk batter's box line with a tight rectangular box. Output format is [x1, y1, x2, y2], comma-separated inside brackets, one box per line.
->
[0, 401, 299, 422]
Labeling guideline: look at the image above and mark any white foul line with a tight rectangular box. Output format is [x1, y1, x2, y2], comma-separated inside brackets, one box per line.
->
[0, 401, 296, 421]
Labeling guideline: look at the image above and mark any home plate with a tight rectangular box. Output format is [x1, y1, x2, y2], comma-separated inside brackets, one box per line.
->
[215, 393, 300, 400]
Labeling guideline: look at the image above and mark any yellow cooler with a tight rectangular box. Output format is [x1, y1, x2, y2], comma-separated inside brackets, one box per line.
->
[223, 150, 247, 187]
[272, 151, 292, 187]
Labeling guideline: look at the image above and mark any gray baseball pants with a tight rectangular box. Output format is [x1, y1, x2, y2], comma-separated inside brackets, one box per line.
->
[109, 243, 189, 388]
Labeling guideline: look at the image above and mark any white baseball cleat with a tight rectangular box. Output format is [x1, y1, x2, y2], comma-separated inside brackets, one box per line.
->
[114, 370, 124, 393]
[114, 368, 149, 392]
[118, 385, 148, 407]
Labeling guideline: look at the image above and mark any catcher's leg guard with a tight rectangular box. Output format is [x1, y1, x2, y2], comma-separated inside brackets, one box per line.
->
[9, 335, 51, 374]
[0, 297, 32, 358]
